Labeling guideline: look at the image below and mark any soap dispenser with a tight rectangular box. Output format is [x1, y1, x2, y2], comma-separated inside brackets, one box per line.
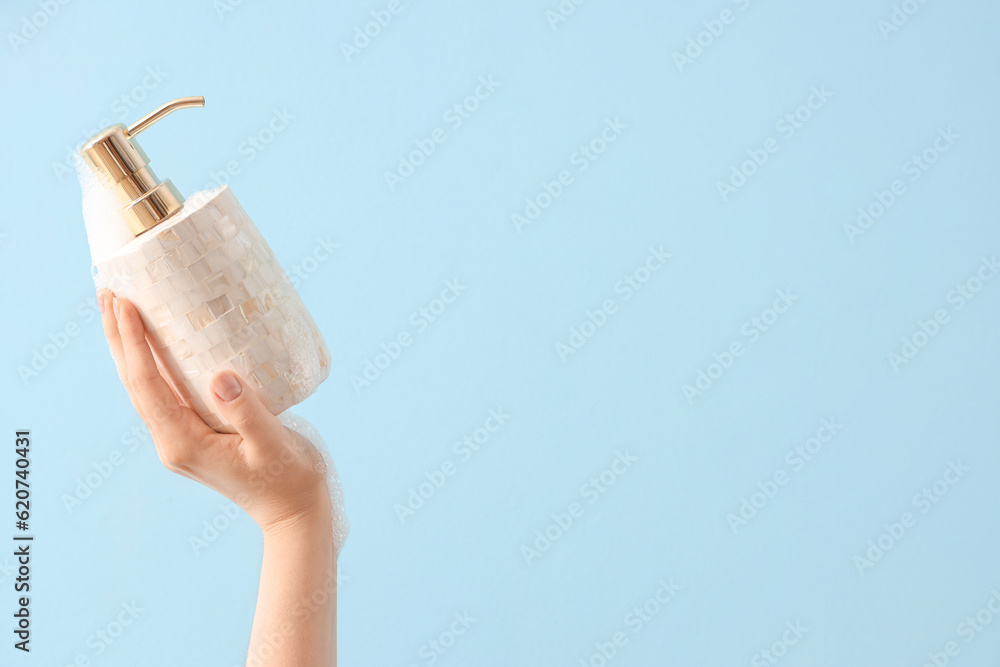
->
[82, 96, 330, 432]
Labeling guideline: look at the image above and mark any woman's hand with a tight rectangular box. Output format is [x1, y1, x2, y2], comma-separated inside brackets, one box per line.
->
[98, 289, 331, 533]
[100, 289, 339, 666]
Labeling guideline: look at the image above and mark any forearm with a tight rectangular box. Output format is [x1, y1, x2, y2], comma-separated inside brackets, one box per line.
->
[247, 505, 337, 667]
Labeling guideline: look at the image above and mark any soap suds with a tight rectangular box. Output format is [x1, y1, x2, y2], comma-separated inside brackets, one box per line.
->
[74, 152, 133, 271]
[280, 412, 350, 558]
[284, 315, 322, 401]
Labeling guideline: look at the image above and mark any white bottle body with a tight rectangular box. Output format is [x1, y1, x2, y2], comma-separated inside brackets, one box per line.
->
[95, 186, 330, 431]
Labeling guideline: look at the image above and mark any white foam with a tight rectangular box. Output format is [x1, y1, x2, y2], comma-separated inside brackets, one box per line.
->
[284, 314, 322, 402]
[74, 152, 133, 272]
[280, 412, 350, 558]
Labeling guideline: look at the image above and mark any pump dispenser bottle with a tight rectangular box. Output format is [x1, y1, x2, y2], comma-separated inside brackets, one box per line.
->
[81, 96, 330, 432]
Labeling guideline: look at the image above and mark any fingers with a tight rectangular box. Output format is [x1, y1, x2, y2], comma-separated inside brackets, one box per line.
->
[99, 290, 128, 385]
[210, 371, 286, 448]
[149, 346, 188, 405]
[104, 296, 216, 477]
[115, 297, 184, 433]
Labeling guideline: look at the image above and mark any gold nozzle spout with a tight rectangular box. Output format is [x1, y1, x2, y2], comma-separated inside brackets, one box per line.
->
[82, 96, 205, 237]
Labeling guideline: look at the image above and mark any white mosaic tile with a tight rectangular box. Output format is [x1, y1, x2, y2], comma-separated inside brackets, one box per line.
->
[96, 186, 331, 432]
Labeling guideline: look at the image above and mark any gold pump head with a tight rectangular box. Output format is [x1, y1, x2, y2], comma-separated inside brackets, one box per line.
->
[81, 96, 205, 237]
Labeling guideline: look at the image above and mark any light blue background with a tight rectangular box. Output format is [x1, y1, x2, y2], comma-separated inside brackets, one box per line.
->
[2, 0, 1000, 665]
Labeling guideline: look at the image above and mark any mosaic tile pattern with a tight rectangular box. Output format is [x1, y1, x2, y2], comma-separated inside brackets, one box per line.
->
[96, 186, 331, 432]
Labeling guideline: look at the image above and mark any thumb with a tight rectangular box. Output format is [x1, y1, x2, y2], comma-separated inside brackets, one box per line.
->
[210, 371, 286, 445]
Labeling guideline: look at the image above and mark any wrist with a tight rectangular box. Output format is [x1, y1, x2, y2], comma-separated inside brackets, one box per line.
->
[260, 490, 333, 541]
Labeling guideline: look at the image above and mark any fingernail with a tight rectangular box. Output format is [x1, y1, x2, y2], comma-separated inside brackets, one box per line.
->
[98, 293, 105, 314]
[212, 372, 242, 402]
[112, 297, 119, 318]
